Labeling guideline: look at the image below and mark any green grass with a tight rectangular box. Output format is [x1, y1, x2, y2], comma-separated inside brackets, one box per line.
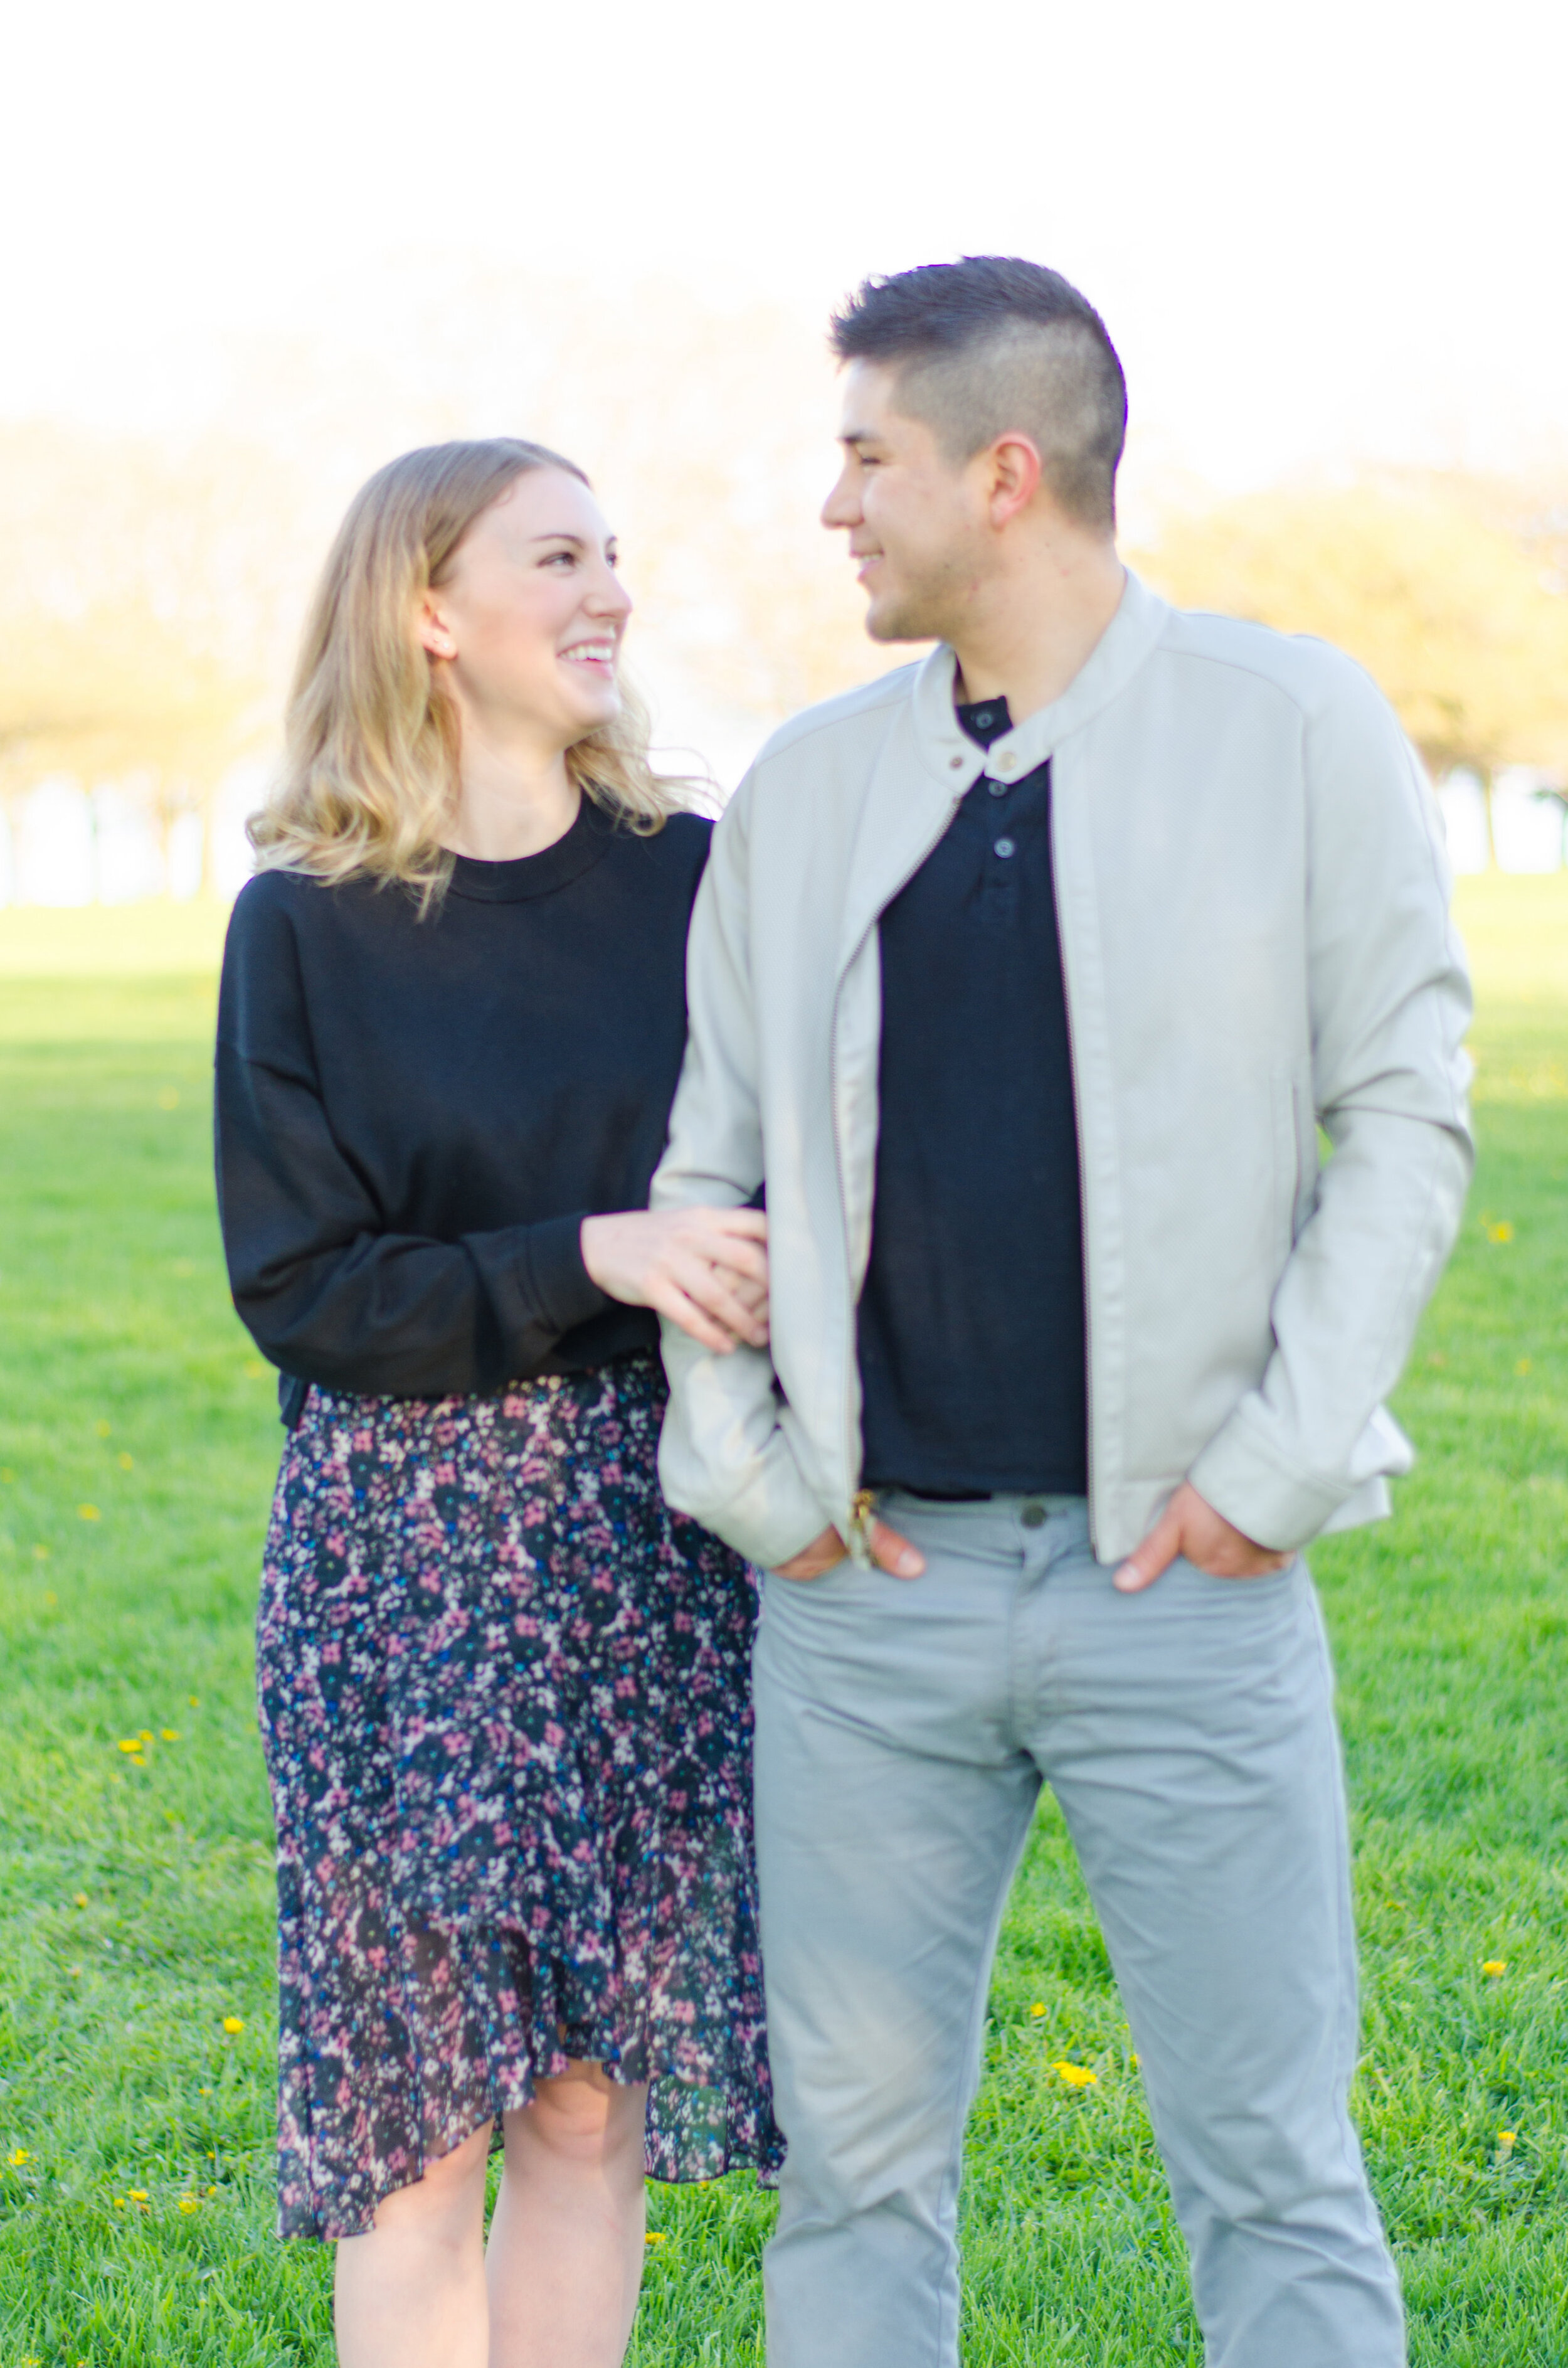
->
[2, 882, 1567, 2363]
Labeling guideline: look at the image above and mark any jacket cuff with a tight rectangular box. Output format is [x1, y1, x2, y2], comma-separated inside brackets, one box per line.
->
[1186, 1412, 1352, 1554]
[657, 1398, 829, 1571]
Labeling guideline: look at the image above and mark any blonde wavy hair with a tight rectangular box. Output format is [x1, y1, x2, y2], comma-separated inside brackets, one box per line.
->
[250, 438, 691, 903]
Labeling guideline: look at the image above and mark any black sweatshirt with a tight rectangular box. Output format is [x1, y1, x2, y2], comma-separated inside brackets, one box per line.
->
[214, 799, 711, 1417]
[856, 698, 1089, 1498]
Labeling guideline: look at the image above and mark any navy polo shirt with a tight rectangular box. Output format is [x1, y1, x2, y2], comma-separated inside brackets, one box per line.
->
[856, 696, 1089, 1498]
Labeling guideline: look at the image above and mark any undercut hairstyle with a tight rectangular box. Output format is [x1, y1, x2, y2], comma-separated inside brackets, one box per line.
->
[830, 257, 1128, 533]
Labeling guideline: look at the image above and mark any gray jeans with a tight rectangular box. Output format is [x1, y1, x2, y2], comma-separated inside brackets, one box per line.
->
[752, 1494, 1404, 2368]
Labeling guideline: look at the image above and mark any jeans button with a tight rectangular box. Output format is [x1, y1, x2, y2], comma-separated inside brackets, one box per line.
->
[1020, 1501, 1047, 1528]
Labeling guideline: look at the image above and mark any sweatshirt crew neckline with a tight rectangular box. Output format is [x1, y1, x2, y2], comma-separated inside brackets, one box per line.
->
[446, 795, 617, 904]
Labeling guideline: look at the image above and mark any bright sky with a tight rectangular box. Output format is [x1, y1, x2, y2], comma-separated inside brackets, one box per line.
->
[7, 0, 1565, 487]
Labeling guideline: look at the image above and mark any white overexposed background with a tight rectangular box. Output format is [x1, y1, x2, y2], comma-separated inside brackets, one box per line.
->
[2, 0, 1564, 896]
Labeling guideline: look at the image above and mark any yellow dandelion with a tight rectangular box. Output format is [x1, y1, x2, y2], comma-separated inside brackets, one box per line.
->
[118, 1452, 134, 1470]
[0, 1466, 12, 1480]
[43, 1590, 57, 1607]
[139, 1729, 152, 1743]
[1483, 1960, 1508, 1977]
[645, 2231, 667, 2246]
[1514, 1359, 1532, 1377]
[1131, 2051, 1141, 2067]
[95, 1421, 112, 1438]
[113, 2195, 126, 2208]
[178, 2195, 199, 2213]
[1497, 2130, 1517, 2151]
[161, 1728, 179, 1742]
[117, 1739, 142, 1755]
[1029, 2002, 1047, 2018]
[223, 2015, 244, 2034]
[1051, 2061, 1098, 2088]
[199, 2087, 211, 2097]
[8, 2148, 30, 2165]
[189, 1696, 200, 1709]
[78, 1504, 101, 1521]
[206, 2184, 217, 2195]
[1487, 1221, 1514, 1243]
[128, 2187, 148, 2203]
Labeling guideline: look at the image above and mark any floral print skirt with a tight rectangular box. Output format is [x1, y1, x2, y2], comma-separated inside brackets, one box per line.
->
[255, 1348, 781, 2240]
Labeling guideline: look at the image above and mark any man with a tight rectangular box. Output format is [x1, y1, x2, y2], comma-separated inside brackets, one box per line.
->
[652, 257, 1471, 2368]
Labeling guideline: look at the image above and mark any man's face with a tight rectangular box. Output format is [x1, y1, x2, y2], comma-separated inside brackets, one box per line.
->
[821, 361, 988, 644]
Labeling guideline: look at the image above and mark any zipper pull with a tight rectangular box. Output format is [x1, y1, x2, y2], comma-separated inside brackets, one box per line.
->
[846, 1488, 878, 1568]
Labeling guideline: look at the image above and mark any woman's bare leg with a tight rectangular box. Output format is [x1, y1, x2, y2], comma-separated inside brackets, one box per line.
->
[334, 2121, 492, 2368]
[486, 2064, 650, 2367]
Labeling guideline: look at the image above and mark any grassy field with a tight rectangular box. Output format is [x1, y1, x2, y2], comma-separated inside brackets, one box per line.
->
[1, 878, 1565, 2365]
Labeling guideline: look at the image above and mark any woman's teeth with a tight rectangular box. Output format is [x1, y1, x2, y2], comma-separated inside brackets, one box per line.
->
[563, 642, 615, 664]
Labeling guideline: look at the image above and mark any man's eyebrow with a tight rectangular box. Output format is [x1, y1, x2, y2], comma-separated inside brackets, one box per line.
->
[839, 428, 884, 449]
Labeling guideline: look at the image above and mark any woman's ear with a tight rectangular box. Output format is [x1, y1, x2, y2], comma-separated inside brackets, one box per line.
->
[418, 595, 457, 661]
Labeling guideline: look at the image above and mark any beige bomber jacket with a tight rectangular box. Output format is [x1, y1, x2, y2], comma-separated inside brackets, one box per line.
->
[652, 571, 1474, 1570]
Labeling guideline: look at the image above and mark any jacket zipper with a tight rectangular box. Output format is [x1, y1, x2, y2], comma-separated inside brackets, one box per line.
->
[1051, 775, 1099, 1558]
[829, 792, 967, 1566]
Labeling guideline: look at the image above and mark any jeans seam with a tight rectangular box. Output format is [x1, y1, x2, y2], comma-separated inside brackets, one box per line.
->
[931, 1803, 1034, 2368]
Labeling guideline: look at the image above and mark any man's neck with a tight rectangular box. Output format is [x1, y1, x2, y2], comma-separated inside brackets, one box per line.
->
[950, 536, 1126, 724]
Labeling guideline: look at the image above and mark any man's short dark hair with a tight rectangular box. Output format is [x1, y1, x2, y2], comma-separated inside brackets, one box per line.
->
[830, 258, 1127, 533]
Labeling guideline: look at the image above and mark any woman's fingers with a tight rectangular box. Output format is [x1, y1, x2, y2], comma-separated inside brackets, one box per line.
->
[679, 1226, 769, 1288]
[668, 1250, 770, 1347]
[579, 1209, 771, 1337]
[646, 1275, 746, 1355]
[704, 1208, 768, 1241]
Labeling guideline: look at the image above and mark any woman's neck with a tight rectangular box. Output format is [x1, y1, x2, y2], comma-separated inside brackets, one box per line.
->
[443, 733, 581, 862]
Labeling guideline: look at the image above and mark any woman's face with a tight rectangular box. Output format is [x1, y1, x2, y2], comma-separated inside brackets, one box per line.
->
[420, 467, 632, 748]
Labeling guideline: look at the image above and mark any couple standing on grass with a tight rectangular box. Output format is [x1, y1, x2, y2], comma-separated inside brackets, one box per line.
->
[215, 257, 1472, 2368]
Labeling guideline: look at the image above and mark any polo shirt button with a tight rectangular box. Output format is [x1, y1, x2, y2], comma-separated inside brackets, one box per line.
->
[948, 755, 964, 770]
[999, 751, 1018, 771]
[993, 837, 1015, 859]
[1020, 1501, 1047, 1528]
[988, 780, 1008, 798]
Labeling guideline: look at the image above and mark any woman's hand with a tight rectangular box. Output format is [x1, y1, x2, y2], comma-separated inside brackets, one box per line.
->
[580, 1208, 770, 1355]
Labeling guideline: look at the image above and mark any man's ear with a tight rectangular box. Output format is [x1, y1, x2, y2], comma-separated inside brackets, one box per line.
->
[986, 433, 1043, 529]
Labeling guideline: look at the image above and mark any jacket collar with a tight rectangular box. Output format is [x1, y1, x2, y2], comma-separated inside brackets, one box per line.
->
[910, 566, 1171, 788]
[834, 568, 1171, 983]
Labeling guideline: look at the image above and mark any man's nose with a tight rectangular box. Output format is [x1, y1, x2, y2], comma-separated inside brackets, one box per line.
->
[820, 467, 860, 531]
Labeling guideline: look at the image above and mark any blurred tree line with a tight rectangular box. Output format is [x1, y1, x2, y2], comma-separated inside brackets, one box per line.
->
[1135, 470, 1568, 856]
[3, 273, 1565, 899]
[0, 423, 294, 895]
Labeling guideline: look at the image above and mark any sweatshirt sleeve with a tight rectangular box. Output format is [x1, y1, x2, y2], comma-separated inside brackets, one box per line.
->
[213, 880, 610, 1398]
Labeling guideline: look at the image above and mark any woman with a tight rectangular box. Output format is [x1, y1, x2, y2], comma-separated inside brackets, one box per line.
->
[215, 438, 780, 2368]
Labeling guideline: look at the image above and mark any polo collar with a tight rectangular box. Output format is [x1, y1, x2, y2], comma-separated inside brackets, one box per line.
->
[910, 568, 1171, 788]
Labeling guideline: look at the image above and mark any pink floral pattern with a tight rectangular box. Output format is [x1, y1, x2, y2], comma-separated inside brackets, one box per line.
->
[256, 1350, 780, 2240]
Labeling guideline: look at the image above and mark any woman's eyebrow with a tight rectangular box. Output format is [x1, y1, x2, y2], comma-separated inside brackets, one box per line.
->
[526, 529, 588, 547]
